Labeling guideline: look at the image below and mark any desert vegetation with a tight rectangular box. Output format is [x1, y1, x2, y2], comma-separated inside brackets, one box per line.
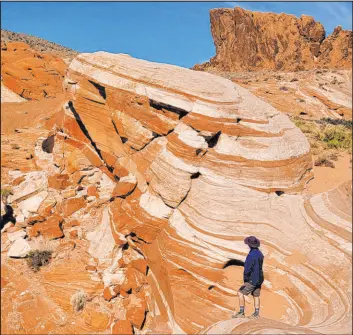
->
[26, 250, 52, 272]
[292, 117, 352, 156]
[26, 237, 54, 272]
[1, 188, 12, 204]
[70, 290, 87, 312]
[314, 154, 335, 168]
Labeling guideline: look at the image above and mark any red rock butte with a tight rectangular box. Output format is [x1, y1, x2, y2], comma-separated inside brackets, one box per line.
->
[1, 51, 352, 334]
[194, 7, 352, 72]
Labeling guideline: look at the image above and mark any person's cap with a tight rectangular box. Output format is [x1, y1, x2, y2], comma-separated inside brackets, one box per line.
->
[244, 236, 260, 248]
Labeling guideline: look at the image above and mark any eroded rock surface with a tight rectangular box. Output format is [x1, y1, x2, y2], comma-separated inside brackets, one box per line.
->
[1, 41, 67, 100]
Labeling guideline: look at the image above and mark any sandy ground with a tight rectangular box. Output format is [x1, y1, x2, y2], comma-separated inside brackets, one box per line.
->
[1, 94, 66, 135]
[304, 153, 352, 195]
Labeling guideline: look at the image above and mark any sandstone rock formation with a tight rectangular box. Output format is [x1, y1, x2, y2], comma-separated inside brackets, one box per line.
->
[1, 52, 352, 334]
[194, 7, 352, 72]
[1, 41, 67, 100]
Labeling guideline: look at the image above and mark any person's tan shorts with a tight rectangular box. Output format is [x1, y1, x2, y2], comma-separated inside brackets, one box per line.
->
[239, 282, 261, 297]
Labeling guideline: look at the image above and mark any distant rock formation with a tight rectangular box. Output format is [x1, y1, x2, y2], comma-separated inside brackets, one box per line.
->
[194, 7, 352, 72]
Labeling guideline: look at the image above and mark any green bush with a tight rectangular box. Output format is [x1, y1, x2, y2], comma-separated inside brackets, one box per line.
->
[321, 125, 352, 149]
[294, 119, 313, 134]
[1, 188, 12, 204]
[1, 188, 12, 197]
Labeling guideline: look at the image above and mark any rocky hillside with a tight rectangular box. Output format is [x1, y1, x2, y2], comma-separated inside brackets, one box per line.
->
[1, 29, 78, 61]
[1, 41, 67, 100]
[1, 52, 351, 334]
[194, 7, 352, 72]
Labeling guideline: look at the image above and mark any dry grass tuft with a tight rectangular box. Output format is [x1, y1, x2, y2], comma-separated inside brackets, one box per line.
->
[314, 155, 335, 168]
[71, 290, 87, 312]
[26, 250, 52, 272]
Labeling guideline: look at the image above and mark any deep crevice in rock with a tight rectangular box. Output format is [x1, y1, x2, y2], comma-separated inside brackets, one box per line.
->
[203, 131, 222, 148]
[149, 99, 188, 120]
[122, 243, 129, 250]
[68, 101, 103, 161]
[190, 172, 201, 179]
[140, 311, 148, 330]
[223, 259, 245, 268]
[88, 80, 106, 99]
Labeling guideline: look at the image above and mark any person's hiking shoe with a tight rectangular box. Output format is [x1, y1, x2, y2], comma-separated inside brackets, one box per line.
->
[232, 311, 245, 318]
[249, 312, 260, 319]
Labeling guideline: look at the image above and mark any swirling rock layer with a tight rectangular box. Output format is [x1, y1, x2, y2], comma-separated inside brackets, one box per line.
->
[51, 52, 351, 334]
[1, 52, 351, 334]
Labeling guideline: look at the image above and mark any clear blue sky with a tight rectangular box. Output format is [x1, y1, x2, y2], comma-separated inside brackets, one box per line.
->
[1, 2, 352, 68]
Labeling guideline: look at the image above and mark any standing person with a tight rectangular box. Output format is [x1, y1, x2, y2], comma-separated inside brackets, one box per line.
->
[233, 236, 264, 319]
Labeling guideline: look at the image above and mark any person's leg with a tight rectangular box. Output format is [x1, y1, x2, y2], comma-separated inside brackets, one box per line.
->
[238, 291, 245, 314]
[250, 287, 261, 318]
[254, 296, 260, 313]
[233, 284, 251, 318]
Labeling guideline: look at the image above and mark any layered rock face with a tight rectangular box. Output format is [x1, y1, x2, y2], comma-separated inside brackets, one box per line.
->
[194, 7, 352, 72]
[1, 53, 351, 334]
[51, 53, 349, 333]
[1, 41, 67, 100]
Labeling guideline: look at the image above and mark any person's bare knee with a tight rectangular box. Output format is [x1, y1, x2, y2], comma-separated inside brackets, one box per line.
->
[238, 291, 245, 304]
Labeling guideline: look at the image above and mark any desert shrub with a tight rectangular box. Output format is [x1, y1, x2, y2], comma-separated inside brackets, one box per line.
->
[314, 155, 335, 168]
[11, 144, 20, 150]
[320, 125, 352, 149]
[294, 119, 313, 134]
[279, 86, 288, 91]
[71, 290, 87, 312]
[316, 118, 352, 129]
[1, 188, 12, 204]
[26, 250, 52, 272]
[292, 117, 352, 154]
[1, 188, 12, 198]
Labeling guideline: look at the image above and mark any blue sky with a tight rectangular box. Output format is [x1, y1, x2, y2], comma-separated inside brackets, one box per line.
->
[1, 2, 352, 68]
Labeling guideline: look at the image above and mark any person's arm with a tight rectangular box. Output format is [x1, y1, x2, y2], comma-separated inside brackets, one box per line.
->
[243, 255, 255, 283]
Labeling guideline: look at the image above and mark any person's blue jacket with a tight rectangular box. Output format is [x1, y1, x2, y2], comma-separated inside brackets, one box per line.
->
[243, 248, 264, 286]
